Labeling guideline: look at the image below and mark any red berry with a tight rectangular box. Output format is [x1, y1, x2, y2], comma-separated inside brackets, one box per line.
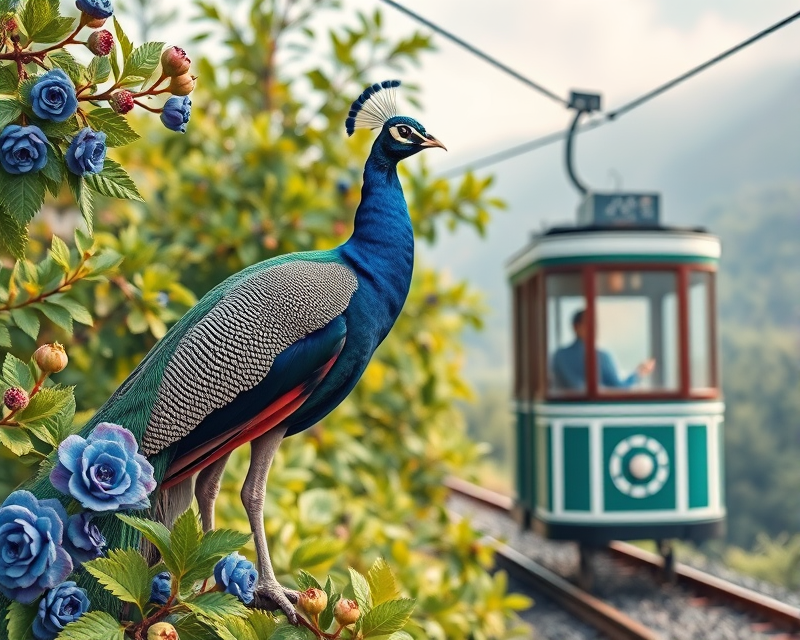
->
[3, 387, 29, 412]
[110, 90, 134, 114]
[1, 16, 17, 34]
[87, 29, 113, 56]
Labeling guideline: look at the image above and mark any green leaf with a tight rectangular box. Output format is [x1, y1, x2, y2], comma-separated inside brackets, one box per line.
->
[6, 599, 38, 640]
[0, 324, 10, 348]
[113, 17, 133, 61]
[0, 64, 19, 94]
[2, 353, 34, 389]
[53, 611, 125, 640]
[0, 98, 22, 129]
[0, 207, 27, 259]
[268, 625, 314, 640]
[170, 616, 213, 640]
[35, 301, 73, 332]
[318, 581, 339, 633]
[108, 41, 121, 83]
[367, 558, 400, 606]
[66, 172, 93, 233]
[84, 249, 123, 276]
[0, 427, 34, 456]
[169, 509, 202, 581]
[9, 308, 40, 340]
[41, 146, 64, 195]
[85, 108, 140, 147]
[184, 592, 248, 624]
[83, 548, 152, 613]
[39, 115, 79, 141]
[16, 386, 74, 445]
[46, 50, 82, 86]
[290, 536, 345, 571]
[209, 617, 256, 640]
[295, 570, 322, 591]
[387, 632, 414, 640]
[182, 526, 251, 585]
[116, 515, 175, 568]
[85, 158, 143, 201]
[348, 567, 372, 614]
[0, 171, 46, 226]
[20, 0, 56, 43]
[246, 610, 279, 638]
[74, 228, 94, 255]
[120, 41, 164, 84]
[48, 296, 93, 326]
[33, 17, 75, 43]
[48, 235, 70, 271]
[87, 56, 112, 85]
[359, 599, 415, 637]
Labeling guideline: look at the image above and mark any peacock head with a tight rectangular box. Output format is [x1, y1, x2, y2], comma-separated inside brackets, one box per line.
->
[345, 80, 446, 163]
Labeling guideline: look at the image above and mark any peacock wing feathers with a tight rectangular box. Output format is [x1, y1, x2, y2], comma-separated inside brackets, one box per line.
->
[140, 258, 358, 456]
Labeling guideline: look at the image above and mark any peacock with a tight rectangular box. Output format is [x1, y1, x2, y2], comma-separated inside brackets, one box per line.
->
[17, 79, 445, 623]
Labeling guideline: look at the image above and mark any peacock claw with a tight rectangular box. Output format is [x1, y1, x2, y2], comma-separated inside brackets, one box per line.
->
[251, 581, 300, 624]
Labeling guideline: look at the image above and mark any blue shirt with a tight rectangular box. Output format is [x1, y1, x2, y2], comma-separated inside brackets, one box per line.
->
[551, 339, 638, 391]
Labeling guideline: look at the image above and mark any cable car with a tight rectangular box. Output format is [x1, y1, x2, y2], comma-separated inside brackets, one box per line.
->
[507, 92, 725, 583]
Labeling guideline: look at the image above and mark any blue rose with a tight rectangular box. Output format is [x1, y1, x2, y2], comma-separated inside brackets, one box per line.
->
[0, 491, 72, 604]
[213, 552, 258, 604]
[65, 128, 107, 176]
[29, 69, 78, 123]
[160, 96, 191, 133]
[0, 125, 48, 175]
[32, 581, 90, 640]
[50, 422, 157, 512]
[149, 571, 172, 605]
[65, 512, 106, 564]
[75, 0, 113, 19]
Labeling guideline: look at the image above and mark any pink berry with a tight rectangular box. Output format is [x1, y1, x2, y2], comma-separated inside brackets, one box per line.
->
[87, 30, 113, 56]
[3, 387, 29, 412]
[110, 90, 134, 114]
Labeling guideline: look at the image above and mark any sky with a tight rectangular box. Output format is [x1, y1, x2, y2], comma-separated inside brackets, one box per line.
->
[155, 0, 800, 384]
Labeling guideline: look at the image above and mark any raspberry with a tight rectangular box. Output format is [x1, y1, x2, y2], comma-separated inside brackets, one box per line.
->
[110, 90, 134, 114]
[87, 30, 113, 56]
[3, 387, 29, 412]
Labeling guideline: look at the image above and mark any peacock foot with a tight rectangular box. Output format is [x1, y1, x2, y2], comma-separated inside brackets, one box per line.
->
[250, 580, 300, 624]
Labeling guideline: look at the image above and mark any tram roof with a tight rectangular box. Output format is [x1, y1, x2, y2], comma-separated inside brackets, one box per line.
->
[506, 225, 721, 278]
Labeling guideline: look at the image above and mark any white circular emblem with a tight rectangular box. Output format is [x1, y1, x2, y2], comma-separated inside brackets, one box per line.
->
[609, 435, 669, 498]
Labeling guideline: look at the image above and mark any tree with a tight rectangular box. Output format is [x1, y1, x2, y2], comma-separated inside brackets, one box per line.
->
[0, 0, 528, 637]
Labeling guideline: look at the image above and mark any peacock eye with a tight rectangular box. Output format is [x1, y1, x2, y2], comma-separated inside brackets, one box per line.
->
[397, 125, 411, 138]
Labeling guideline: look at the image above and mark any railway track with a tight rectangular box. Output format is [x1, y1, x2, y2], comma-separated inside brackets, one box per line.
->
[446, 477, 800, 640]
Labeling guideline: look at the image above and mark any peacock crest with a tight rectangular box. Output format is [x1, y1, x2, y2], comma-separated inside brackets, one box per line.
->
[345, 79, 401, 136]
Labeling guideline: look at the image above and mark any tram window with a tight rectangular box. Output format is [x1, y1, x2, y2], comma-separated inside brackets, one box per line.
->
[546, 273, 586, 394]
[595, 270, 679, 393]
[689, 271, 713, 389]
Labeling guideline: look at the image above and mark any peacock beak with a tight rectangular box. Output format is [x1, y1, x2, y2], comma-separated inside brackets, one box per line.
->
[420, 134, 447, 151]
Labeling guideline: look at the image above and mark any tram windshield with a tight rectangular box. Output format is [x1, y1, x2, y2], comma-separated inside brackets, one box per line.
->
[594, 270, 679, 394]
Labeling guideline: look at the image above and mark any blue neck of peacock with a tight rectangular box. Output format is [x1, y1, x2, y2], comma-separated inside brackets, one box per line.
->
[341, 154, 414, 322]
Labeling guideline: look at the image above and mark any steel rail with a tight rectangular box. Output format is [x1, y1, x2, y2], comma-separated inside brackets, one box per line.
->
[446, 477, 800, 634]
[446, 478, 660, 639]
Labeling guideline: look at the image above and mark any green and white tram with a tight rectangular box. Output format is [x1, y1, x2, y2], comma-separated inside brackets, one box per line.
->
[508, 217, 725, 572]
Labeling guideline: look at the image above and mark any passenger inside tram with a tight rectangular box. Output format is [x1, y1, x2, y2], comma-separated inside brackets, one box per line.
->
[551, 309, 656, 391]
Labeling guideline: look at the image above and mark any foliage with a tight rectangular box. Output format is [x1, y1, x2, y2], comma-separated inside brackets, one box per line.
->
[0, 0, 196, 256]
[0, 0, 530, 638]
[724, 533, 800, 590]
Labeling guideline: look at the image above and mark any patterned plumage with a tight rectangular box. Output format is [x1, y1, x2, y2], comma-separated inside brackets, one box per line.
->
[18, 81, 446, 621]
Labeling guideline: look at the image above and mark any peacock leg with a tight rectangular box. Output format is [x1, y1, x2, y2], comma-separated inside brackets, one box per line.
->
[241, 425, 299, 622]
[195, 452, 231, 533]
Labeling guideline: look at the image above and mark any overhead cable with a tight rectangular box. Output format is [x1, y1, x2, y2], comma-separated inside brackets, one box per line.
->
[378, 0, 568, 107]
[441, 8, 800, 176]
